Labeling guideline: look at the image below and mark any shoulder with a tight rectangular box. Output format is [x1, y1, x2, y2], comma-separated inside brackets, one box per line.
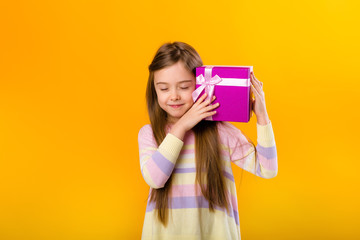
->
[138, 124, 153, 138]
[138, 124, 154, 141]
[138, 124, 152, 133]
[138, 124, 158, 147]
[217, 121, 242, 137]
[217, 121, 249, 146]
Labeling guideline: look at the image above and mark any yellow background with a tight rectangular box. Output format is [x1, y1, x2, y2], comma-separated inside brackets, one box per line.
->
[1, 0, 359, 239]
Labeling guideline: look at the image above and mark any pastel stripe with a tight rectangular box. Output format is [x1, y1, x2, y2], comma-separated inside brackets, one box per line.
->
[174, 163, 195, 168]
[232, 150, 252, 168]
[170, 184, 202, 197]
[180, 148, 195, 154]
[152, 150, 175, 176]
[173, 167, 235, 182]
[256, 164, 262, 177]
[178, 144, 230, 155]
[176, 153, 194, 159]
[176, 157, 232, 169]
[256, 121, 275, 147]
[256, 163, 278, 179]
[166, 184, 239, 210]
[139, 147, 157, 155]
[229, 192, 238, 210]
[181, 144, 195, 150]
[256, 144, 277, 159]
[173, 167, 196, 173]
[223, 170, 235, 182]
[142, 166, 159, 188]
[146, 196, 239, 225]
[240, 151, 256, 173]
[257, 154, 278, 171]
[145, 157, 170, 187]
[230, 144, 255, 162]
[140, 155, 150, 168]
[169, 183, 237, 202]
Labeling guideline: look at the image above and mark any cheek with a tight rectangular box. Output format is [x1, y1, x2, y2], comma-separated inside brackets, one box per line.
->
[156, 93, 167, 105]
[185, 90, 195, 102]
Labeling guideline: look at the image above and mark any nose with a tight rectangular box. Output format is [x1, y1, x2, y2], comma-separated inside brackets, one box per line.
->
[170, 89, 180, 101]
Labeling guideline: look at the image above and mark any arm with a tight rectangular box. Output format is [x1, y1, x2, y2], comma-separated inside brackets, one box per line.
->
[138, 125, 184, 189]
[229, 121, 278, 179]
[138, 93, 219, 188]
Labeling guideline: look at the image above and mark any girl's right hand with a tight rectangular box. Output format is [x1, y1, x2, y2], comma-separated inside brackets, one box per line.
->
[170, 93, 219, 140]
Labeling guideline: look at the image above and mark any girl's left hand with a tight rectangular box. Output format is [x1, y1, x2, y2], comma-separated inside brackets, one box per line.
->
[250, 72, 269, 123]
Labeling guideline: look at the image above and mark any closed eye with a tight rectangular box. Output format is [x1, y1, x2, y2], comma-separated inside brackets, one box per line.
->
[180, 87, 189, 89]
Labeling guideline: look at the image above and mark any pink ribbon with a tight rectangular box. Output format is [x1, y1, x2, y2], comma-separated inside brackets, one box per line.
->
[192, 66, 223, 102]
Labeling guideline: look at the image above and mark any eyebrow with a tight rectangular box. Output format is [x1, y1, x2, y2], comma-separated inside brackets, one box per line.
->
[155, 80, 193, 85]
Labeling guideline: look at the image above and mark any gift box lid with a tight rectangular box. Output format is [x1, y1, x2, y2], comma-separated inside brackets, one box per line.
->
[196, 65, 253, 79]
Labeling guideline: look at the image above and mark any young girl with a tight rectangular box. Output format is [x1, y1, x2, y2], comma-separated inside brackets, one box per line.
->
[138, 41, 278, 240]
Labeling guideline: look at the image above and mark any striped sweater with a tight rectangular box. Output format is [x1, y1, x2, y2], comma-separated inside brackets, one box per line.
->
[138, 121, 278, 240]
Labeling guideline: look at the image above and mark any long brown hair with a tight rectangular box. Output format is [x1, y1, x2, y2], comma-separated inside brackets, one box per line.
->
[146, 41, 229, 226]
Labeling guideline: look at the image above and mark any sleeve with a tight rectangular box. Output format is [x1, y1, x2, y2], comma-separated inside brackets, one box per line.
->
[138, 125, 184, 189]
[227, 121, 278, 179]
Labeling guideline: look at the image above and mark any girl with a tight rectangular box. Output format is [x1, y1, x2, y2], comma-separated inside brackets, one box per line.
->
[138, 41, 278, 240]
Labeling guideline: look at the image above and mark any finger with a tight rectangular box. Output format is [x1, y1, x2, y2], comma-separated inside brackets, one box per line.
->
[251, 72, 262, 87]
[201, 102, 220, 113]
[195, 92, 208, 105]
[251, 77, 264, 96]
[202, 110, 217, 119]
[250, 74, 261, 90]
[251, 83, 260, 98]
[211, 95, 216, 102]
[251, 72, 260, 83]
[198, 96, 213, 108]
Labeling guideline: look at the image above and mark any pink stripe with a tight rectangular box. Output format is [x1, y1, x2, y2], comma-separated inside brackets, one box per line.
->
[230, 144, 254, 161]
[226, 135, 237, 147]
[229, 191, 238, 210]
[178, 148, 230, 159]
[170, 184, 202, 197]
[180, 148, 195, 155]
[220, 149, 229, 155]
[145, 158, 169, 187]
[258, 154, 277, 170]
[140, 150, 155, 159]
[178, 144, 237, 156]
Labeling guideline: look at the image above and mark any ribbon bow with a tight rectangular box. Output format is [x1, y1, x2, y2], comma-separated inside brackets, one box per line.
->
[192, 67, 222, 102]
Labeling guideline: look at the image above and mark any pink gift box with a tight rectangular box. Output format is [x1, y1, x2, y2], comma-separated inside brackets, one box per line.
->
[193, 65, 253, 123]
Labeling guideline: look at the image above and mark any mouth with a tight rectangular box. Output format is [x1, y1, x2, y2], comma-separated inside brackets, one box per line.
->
[169, 104, 184, 109]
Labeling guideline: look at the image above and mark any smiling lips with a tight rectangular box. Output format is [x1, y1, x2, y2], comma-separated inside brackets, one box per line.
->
[169, 104, 184, 108]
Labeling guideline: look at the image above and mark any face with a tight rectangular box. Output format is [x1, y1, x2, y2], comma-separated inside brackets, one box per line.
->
[154, 61, 196, 124]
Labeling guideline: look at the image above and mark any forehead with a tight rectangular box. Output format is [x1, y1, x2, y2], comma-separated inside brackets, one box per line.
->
[154, 61, 194, 84]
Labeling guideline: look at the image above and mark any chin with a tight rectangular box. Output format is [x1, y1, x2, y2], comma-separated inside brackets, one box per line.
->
[169, 113, 183, 118]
